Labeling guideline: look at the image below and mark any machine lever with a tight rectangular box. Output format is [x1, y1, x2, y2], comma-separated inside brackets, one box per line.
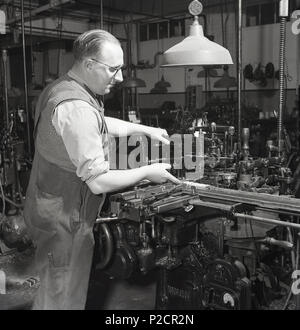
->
[96, 216, 119, 223]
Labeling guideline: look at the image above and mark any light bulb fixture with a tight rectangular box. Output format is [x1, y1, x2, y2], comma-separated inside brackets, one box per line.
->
[197, 66, 220, 78]
[122, 70, 146, 88]
[214, 65, 237, 88]
[150, 75, 171, 94]
[156, 75, 171, 88]
[161, 0, 233, 67]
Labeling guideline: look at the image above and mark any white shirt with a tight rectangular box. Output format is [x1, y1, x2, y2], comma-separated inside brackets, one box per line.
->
[52, 94, 109, 183]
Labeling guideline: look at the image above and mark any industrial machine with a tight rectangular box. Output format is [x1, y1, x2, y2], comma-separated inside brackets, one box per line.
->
[0, 48, 36, 309]
[94, 180, 300, 310]
[0, 48, 31, 254]
[94, 119, 300, 310]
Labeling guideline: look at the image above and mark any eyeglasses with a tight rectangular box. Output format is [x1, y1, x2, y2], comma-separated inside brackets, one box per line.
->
[90, 58, 123, 75]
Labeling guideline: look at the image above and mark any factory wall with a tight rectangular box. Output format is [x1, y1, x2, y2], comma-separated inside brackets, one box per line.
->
[134, 6, 299, 116]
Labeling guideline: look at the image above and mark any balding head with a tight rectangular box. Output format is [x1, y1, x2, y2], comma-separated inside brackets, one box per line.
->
[73, 29, 121, 63]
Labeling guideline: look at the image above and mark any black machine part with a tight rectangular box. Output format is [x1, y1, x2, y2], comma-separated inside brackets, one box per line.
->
[95, 223, 137, 279]
[202, 258, 251, 310]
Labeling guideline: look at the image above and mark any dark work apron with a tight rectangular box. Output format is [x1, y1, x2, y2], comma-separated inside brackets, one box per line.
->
[24, 78, 107, 310]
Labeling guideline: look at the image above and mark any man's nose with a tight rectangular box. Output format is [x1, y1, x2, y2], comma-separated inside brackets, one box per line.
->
[114, 69, 123, 83]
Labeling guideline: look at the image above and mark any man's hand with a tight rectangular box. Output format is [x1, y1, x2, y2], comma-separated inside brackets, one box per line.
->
[144, 163, 180, 184]
[145, 127, 170, 145]
[105, 117, 171, 144]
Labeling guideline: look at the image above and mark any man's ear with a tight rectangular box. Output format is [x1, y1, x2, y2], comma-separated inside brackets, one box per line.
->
[85, 58, 93, 71]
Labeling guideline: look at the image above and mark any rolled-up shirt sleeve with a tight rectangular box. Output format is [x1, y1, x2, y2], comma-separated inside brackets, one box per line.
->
[52, 100, 109, 183]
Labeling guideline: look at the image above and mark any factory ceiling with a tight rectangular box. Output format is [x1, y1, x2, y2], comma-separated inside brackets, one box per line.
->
[1, 0, 284, 45]
[33, 0, 266, 23]
[3, 0, 279, 27]
[72, 0, 279, 18]
[71, 0, 269, 18]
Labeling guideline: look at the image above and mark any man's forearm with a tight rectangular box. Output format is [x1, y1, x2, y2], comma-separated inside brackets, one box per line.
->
[105, 116, 150, 136]
[87, 167, 148, 194]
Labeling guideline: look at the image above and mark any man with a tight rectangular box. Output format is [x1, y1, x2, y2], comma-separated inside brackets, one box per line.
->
[24, 29, 179, 310]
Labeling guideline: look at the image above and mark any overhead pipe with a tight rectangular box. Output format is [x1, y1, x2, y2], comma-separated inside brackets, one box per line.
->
[19, 25, 90, 38]
[76, 1, 170, 21]
[11, 25, 127, 43]
[6, 0, 74, 25]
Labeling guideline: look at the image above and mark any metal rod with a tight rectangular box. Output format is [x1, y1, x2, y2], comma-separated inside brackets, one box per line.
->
[100, 0, 103, 29]
[21, 0, 32, 158]
[234, 213, 300, 230]
[189, 198, 233, 212]
[4, 196, 24, 208]
[29, 0, 34, 85]
[122, 88, 126, 120]
[296, 234, 300, 309]
[237, 0, 242, 150]
[184, 183, 300, 213]
[278, 16, 287, 155]
[287, 227, 296, 268]
[95, 216, 119, 223]
[2, 50, 9, 129]
[16, 25, 125, 42]
[16, 25, 82, 38]
[190, 198, 300, 229]
[6, 0, 74, 25]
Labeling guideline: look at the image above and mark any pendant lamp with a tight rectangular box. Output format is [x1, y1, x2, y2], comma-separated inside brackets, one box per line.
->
[214, 65, 237, 88]
[150, 74, 171, 93]
[122, 69, 146, 88]
[161, 0, 233, 67]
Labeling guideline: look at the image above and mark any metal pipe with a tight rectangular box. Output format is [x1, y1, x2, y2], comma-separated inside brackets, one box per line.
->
[6, 0, 74, 25]
[297, 232, 300, 270]
[21, 0, 32, 158]
[184, 182, 300, 213]
[95, 216, 119, 223]
[9, 25, 81, 39]
[278, 0, 288, 155]
[277, 19, 286, 155]
[122, 88, 126, 120]
[237, 0, 242, 150]
[190, 198, 300, 229]
[189, 198, 233, 212]
[2, 50, 9, 130]
[136, 22, 140, 65]
[77, 1, 170, 21]
[296, 234, 300, 310]
[287, 227, 296, 269]
[234, 213, 300, 230]
[29, 0, 34, 87]
[4, 196, 24, 208]
[100, 0, 103, 29]
[16, 25, 124, 42]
